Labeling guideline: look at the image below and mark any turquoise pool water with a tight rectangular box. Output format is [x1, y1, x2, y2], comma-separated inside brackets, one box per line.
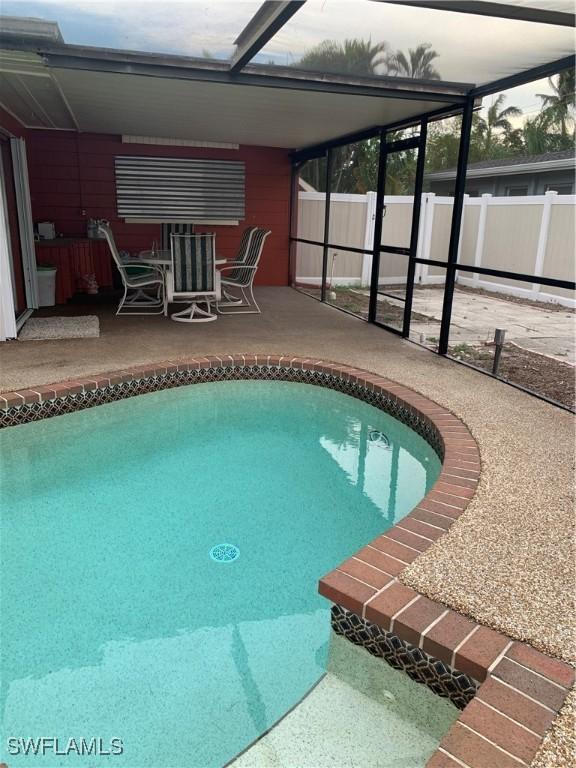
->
[1, 381, 441, 767]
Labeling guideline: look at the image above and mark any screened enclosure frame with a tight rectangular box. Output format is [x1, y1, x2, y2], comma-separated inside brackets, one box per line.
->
[1, 0, 574, 406]
[248, 0, 574, 366]
[287, 47, 576, 409]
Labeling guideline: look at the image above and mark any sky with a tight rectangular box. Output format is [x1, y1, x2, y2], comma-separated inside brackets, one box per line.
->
[0, 0, 571, 118]
[0, 1, 263, 59]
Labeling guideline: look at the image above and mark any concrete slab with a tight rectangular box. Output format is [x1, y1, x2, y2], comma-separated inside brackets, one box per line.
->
[387, 287, 575, 363]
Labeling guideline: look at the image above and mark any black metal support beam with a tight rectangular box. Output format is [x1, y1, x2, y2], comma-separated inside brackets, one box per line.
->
[413, 259, 576, 291]
[291, 238, 413, 258]
[402, 117, 428, 338]
[292, 126, 382, 164]
[291, 103, 467, 164]
[320, 150, 333, 302]
[230, 1, 306, 73]
[380, 1, 575, 27]
[382, 103, 471, 133]
[384, 135, 421, 152]
[293, 238, 370, 256]
[470, 55, 576, 98]
[288, 162, 300, 286]
[438, 97, 474, 355]
[369, 131, 387, 323]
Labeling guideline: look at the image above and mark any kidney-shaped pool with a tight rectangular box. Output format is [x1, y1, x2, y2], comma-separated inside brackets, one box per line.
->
[1, 380, 441, 767]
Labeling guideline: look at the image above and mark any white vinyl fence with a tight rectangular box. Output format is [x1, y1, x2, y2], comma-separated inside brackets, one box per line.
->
[295, 190, 576, 307]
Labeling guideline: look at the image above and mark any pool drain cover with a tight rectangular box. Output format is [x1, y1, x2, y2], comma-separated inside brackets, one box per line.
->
[209, 543, 240, 563]
[368, 430, 391, 448]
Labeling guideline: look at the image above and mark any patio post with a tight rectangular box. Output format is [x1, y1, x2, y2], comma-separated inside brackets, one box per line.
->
[288, 163, 300, 287]
[368, 130, 387, 322]
[402, 117, 428, 338]
[438, 97, 474, 355]
[321, 150, 333, 302]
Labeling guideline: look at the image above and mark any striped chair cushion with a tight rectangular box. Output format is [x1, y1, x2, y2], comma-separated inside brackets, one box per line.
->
[171, 234, 215, 293]
[235, 226, 257, 263]
[162, 223, 194, 250]
[225, 228, 270, 286]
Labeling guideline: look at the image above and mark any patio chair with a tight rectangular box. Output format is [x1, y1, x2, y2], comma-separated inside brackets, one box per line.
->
[165, 233, 219, 323]
[161, 223, 194, 251]
[97, 221, 165, 315]
[218, 225, 257, 305]
[229, 226, 258, 264]
[217, 228, 271, 314]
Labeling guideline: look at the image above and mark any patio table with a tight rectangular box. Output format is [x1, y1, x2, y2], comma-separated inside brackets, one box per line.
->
[132, 249, 225, 304]
[135, 250, 227, 267]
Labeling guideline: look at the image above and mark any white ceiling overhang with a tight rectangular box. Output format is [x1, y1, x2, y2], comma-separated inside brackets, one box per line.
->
[0, 47, 462, 150]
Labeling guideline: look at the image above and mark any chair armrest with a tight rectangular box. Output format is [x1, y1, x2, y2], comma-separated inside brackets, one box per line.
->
[125, 263, 165, 277]
[218, 264, 258, 272]
[217, 257, 246, 267]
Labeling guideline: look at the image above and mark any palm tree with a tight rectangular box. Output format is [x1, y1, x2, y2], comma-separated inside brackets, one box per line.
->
[387, 43, 441, 80]
[537, 68, 575, 139]
[521, 117, 554, 155]
[476, 94, 522, 155]
[298, 39, 388, 77]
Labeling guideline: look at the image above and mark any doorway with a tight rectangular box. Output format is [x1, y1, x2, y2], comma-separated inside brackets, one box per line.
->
[369, 126, 427, 338]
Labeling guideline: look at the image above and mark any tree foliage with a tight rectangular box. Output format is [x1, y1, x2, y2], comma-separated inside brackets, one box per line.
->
[297, 37, 439, 79]
[387, 44, 440, 80]
[298, 39, 389, 77]
[297, 40, 574, 195]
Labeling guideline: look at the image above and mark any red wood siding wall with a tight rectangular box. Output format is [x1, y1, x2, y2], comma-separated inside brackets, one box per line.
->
[25, 131, 292, 285]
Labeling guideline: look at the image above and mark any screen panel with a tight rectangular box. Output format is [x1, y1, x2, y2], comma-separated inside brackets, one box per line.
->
[255, 0, 574, 86]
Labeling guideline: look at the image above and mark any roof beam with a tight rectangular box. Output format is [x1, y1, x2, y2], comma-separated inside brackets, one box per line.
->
[230, 1, 306, 73]
[379, 1, 576, 27]
[290, 102, 469, 163]
[24, 44, 470, 103]
[470, 54, 575, 97]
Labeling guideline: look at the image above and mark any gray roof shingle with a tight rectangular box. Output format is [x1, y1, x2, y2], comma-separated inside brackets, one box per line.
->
[426, 149, 575, 178]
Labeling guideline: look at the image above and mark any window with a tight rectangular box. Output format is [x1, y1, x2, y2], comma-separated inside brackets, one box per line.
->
[506, 186, 528, 197]
[114, 156, 245, 223]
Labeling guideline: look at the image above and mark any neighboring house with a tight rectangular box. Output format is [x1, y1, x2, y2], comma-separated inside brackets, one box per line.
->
[425, 149, 575, 197]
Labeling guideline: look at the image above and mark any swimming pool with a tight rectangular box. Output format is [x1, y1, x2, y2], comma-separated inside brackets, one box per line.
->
[1, 380, 441, 767]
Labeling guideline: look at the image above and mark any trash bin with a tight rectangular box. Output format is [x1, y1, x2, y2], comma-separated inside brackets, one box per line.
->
[37, 265, 57, 307]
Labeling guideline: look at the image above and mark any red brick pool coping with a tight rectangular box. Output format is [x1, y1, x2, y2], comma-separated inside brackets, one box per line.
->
[1, 354, 573, 768]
